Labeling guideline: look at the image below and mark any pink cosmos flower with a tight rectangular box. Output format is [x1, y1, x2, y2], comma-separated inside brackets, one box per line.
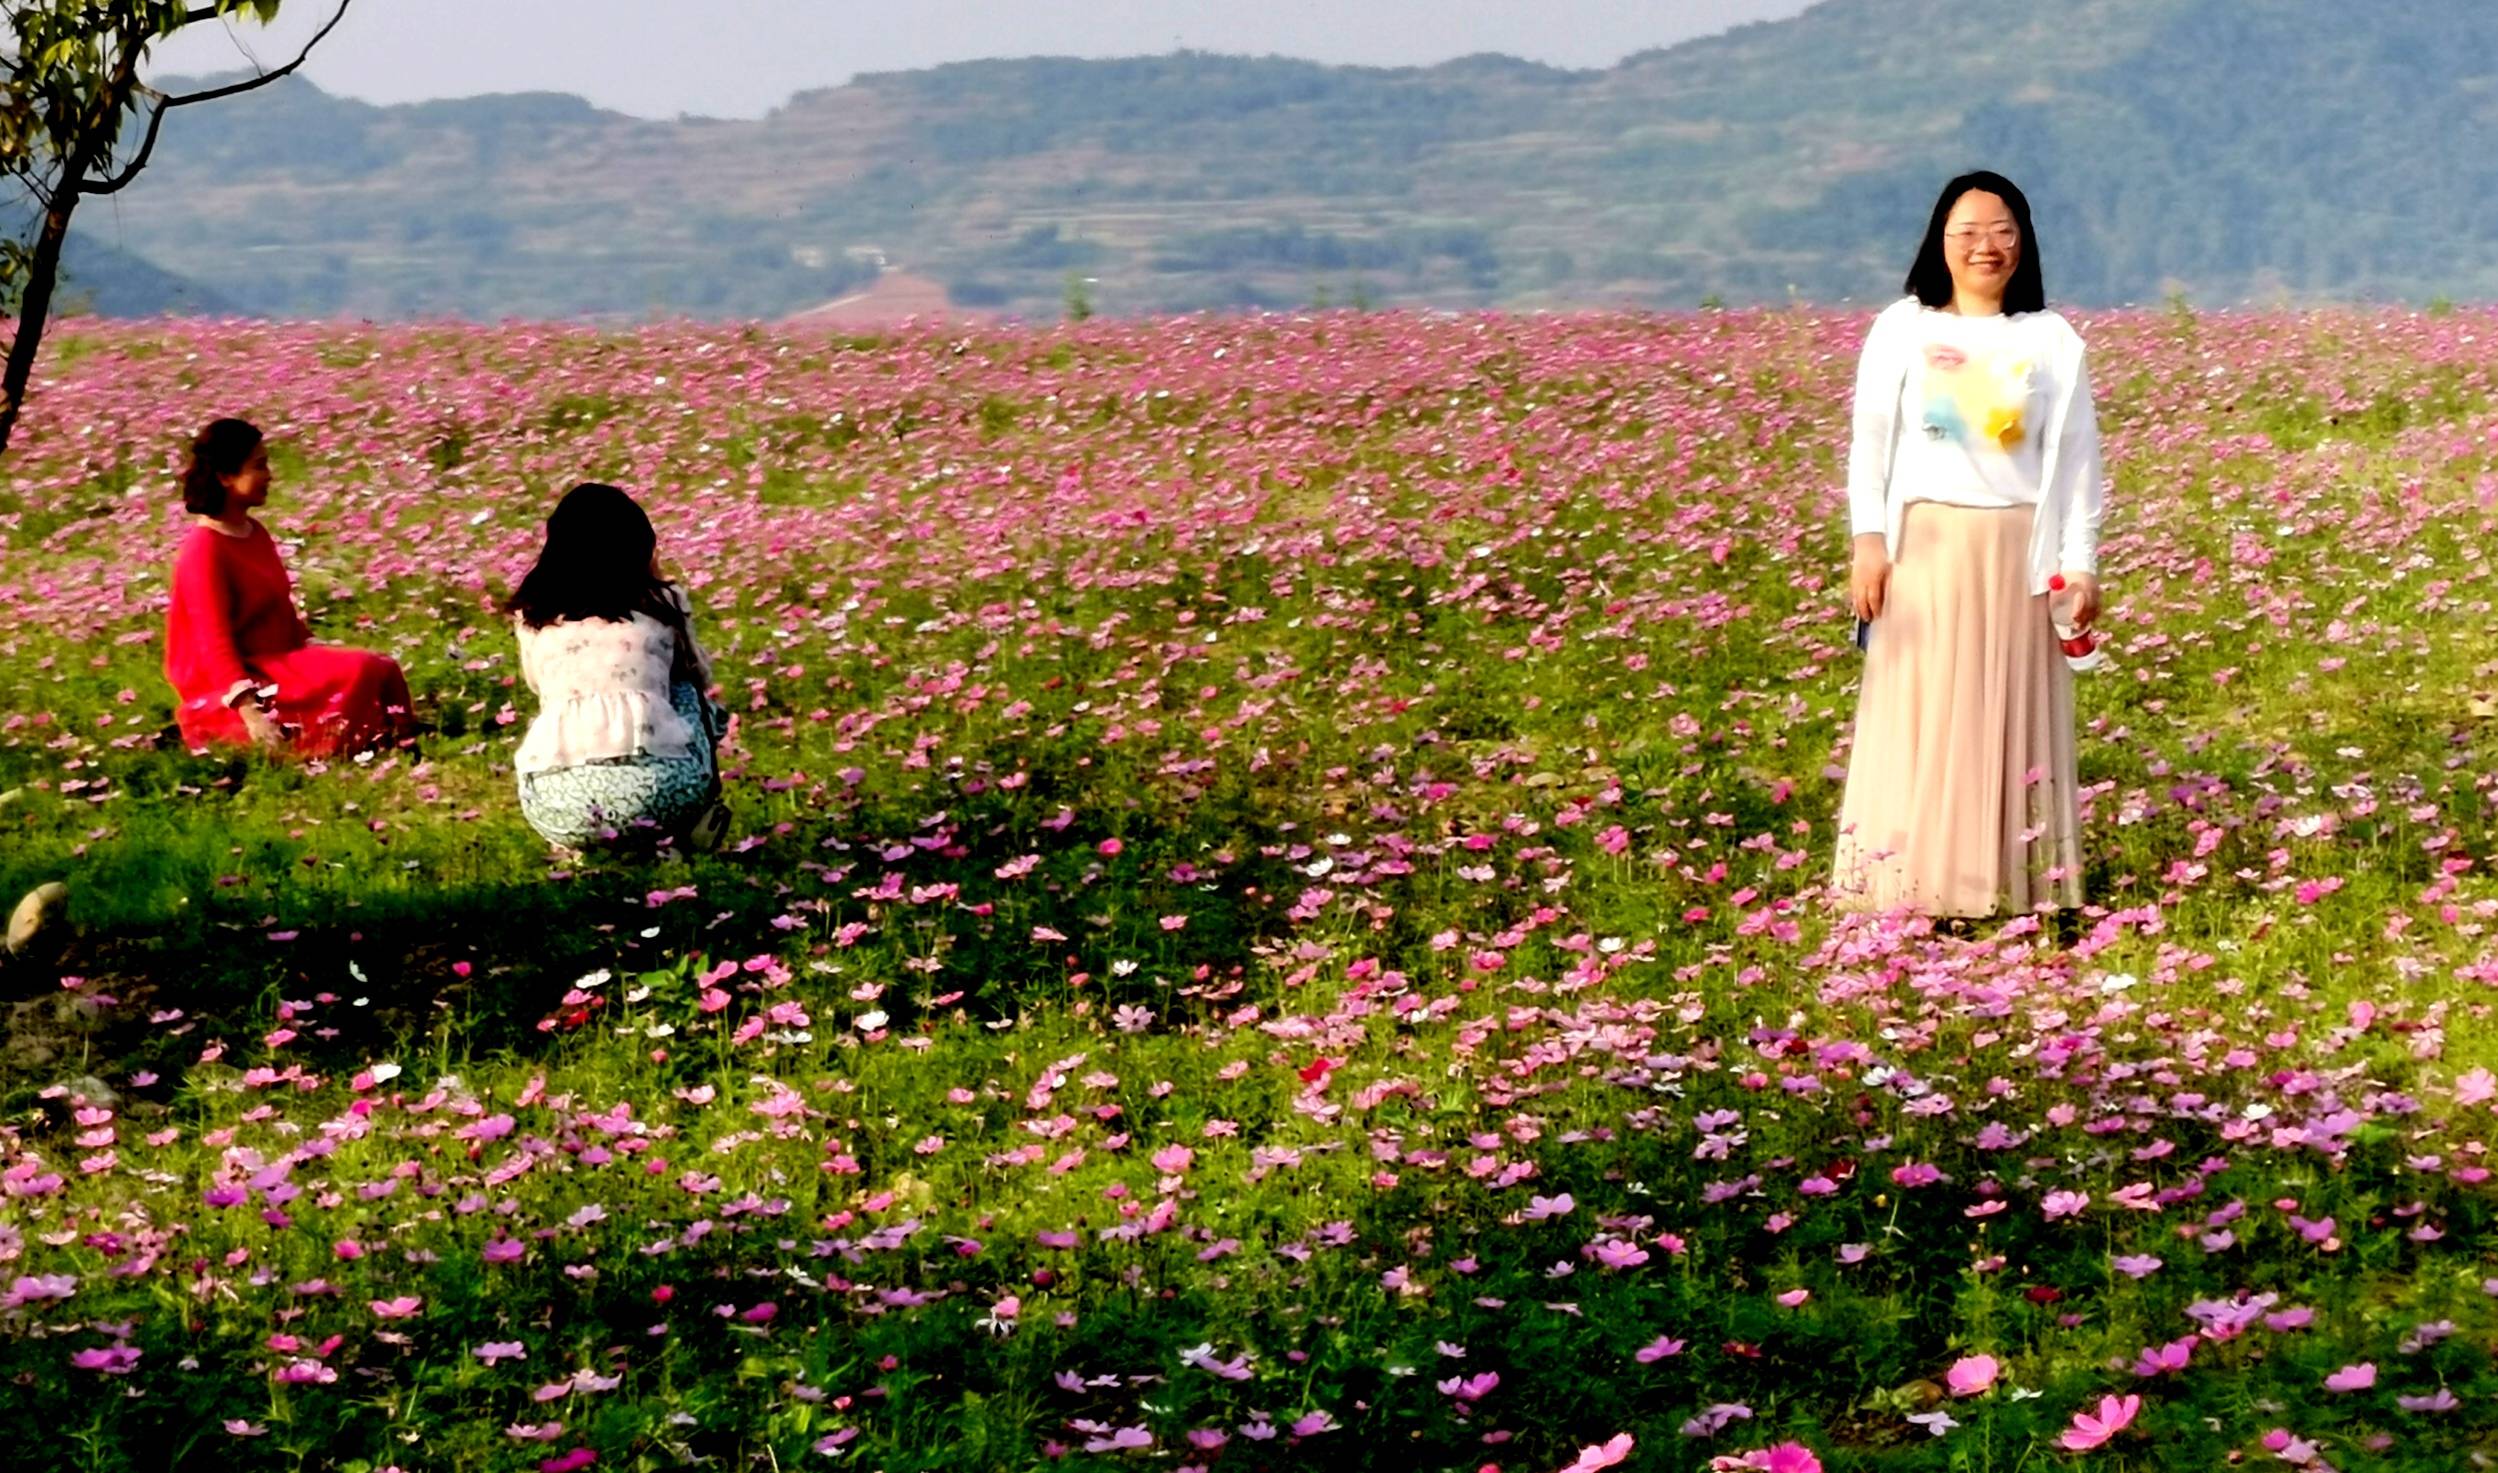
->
[1634, 1335, 1687, 1363]
[1594, 1239, 1650, 1269]
[2059, 1394, 2140, 1451]
[4, 1274, 76, 1308]
[1083, 1427, 1152, 1453]
[1944, 1354, 1998, 1397]
[369, 1296, 423, 1319]
[275, 1359, 337, 1385]
[1683, 1405, 1753, 1438]
[1179, 1343, 1253, 1380]
[69, 1344, 139, 1374]
[1557, 1432, 1634, 1472]
[2131, 1337, 2194, 1377]
[2323, 1363, 2376, 1393]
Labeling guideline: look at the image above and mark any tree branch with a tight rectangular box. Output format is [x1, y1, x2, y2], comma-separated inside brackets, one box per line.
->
[82, 93, 166, 198]
[79, 0, 351, 197]
[161, 0, 352, 108]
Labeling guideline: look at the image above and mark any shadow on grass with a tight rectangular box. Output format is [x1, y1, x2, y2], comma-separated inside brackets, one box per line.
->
[0, 866, 692, 1103]
[0, 735, 1329, 1105]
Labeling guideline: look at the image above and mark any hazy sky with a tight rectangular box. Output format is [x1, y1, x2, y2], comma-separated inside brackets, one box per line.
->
[148, 0, 1820, 120]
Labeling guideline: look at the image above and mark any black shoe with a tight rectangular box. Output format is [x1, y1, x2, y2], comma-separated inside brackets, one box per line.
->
[686, 802, 732, 853]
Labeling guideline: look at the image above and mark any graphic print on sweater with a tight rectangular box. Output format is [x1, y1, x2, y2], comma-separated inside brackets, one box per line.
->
[1917, 343, 2035, 454]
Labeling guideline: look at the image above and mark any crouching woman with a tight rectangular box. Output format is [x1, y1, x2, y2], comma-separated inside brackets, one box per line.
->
[507, 482, 728, 853]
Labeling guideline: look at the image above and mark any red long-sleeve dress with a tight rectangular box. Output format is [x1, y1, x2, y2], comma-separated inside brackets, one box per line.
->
[164, 522, 416, 757]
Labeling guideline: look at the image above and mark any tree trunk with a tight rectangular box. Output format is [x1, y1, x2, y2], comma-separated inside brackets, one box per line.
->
[0, 188, 88, 455]
[0, 28, 144, 456]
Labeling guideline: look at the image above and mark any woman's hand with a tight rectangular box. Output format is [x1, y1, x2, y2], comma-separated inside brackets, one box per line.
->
[2054, 571, 2102, 630]
[1850, 533, 1891, 622]
[238, 699, 288, 753]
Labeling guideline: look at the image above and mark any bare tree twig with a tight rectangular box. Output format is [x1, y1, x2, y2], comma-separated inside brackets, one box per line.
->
[82, 0, 351, 197]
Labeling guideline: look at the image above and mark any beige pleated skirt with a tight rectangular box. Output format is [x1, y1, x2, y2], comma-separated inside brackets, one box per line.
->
[1832, 502, 2082, 918]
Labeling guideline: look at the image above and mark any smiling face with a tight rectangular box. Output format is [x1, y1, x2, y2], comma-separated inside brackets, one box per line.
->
[218, 441, 272, 514]
[1942, 190, 2022, 307]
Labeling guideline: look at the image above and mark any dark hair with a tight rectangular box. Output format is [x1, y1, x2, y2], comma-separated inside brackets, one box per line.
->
[1904, 171, 2045, 314]
[506, 482, 689, 636]
[182, 417, 262, 517]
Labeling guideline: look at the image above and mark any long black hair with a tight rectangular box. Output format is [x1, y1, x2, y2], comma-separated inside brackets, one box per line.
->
[1904, 171, 2045, 314]
[506, 482, 688, 634]
[182, 417, 262, 517]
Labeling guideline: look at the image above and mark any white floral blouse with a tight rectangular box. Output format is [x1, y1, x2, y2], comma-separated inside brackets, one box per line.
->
[512, 589, 715, 774]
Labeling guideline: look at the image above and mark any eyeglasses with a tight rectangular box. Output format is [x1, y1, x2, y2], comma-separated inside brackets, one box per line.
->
[1945, 226, 2020, 248]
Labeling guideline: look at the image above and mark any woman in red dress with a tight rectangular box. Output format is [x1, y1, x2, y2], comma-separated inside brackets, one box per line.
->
[163, 418, 417, 757]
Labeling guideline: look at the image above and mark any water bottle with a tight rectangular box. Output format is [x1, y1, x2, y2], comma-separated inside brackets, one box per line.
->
[2047, 575, 2104, 672]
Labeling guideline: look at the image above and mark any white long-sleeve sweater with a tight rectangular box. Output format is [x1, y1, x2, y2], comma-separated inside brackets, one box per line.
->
[1845, 296, 2105, 591]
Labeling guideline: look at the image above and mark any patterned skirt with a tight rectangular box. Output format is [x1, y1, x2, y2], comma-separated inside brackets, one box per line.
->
[518, 682, 722, 848]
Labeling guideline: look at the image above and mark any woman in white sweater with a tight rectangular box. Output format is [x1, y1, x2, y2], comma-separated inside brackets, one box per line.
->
[1832, 171, 2105, 918]
[507, 482, 730, 854]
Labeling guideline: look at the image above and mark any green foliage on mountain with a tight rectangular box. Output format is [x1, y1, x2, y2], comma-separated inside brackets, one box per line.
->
[57, 233, 236, 316]
[97, 0, 2498, 319]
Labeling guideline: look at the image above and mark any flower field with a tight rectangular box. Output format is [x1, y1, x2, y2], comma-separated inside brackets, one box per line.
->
[2, 305, 2497, 1471]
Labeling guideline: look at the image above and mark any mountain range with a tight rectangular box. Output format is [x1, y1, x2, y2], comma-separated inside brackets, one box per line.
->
[67, 0, 2498, 320]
